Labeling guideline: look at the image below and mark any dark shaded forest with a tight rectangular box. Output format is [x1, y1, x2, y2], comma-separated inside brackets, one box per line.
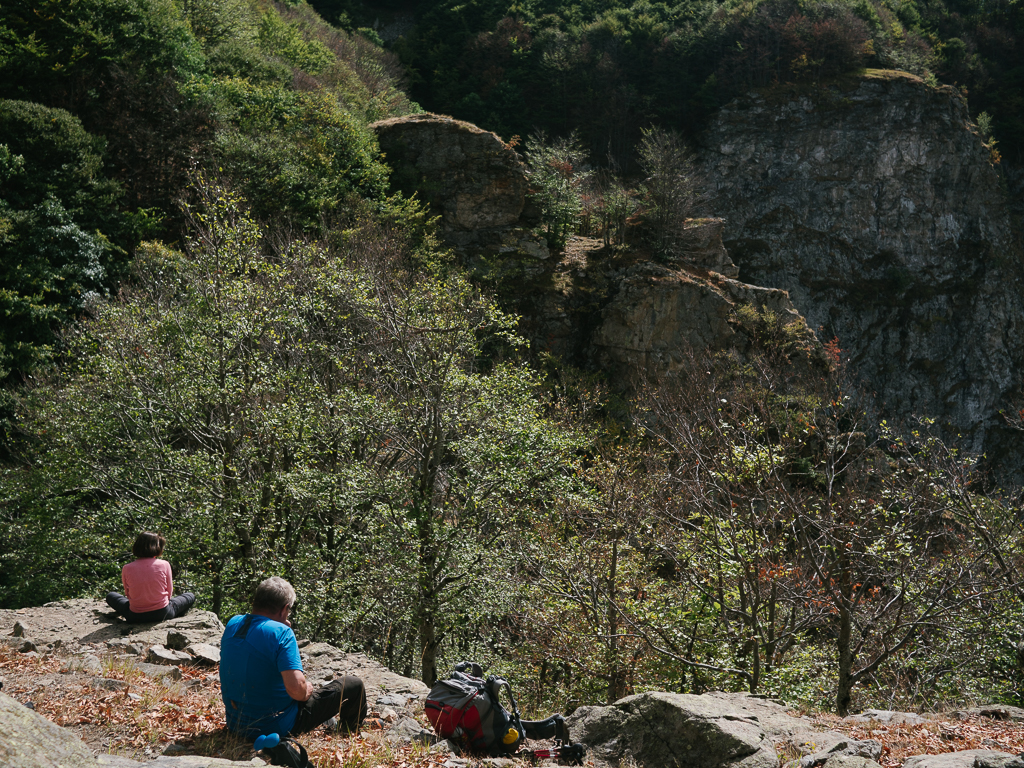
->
[314, 0, 1023, 166]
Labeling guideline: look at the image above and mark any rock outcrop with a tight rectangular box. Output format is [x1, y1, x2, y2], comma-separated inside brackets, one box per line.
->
[512, 229, 825, 385]
[592, 261, 822, 380]
[0, 600, 428, 765]
[4, 603, 1021, 768]
[0, 689, 98, 767]
[566, 691, 882, 768]
[372, 114, 827, 392]
[371, 113, 549, 261]
[698, 70, 1024, 478]
[902, 750, 1024, 768]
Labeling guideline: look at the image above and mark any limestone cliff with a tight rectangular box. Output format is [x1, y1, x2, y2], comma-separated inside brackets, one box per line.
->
[698, 70, 1024, 477]
[371, 115, 825, 393]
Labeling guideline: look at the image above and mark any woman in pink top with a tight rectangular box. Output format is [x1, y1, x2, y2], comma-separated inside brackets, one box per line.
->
[105, 532, 196, 624]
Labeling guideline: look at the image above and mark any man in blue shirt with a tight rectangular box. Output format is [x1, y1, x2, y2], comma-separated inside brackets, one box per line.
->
[221, 577, 367, 738]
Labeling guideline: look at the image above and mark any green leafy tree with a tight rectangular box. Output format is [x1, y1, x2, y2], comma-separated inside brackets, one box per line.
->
[636, 126, 702, 257]
[321, 221, 582, 683]
[0, 100, 123, 381]
[640, 348, 1024, 713]
[524, 131, 592, 248]
[2, 179, 580, 684]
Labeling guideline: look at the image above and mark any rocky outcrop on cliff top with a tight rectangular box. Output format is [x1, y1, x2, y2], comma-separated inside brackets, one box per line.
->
[698, 70, 1024, 478]
[591, 259, 823, 379]
[516, 231, 825, 383]
[371, 113, 549, 261]
[4, 601, 1024, 768]
[370, 113, 825, 387]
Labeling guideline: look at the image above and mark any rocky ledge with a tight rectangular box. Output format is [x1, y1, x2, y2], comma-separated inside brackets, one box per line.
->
[2, 601, 1024, 768]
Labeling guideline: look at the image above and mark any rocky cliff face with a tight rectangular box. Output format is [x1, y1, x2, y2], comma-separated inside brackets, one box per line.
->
[698, 71, 1024, 477]
[506, 231, 825, 387]
[372, 114, 823, 385]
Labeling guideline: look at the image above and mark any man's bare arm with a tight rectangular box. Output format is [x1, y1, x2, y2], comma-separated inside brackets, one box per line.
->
[281, 669, 314, 702]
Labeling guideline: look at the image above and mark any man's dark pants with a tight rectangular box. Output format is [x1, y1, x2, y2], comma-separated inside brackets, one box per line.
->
[290, 676, 367, 734]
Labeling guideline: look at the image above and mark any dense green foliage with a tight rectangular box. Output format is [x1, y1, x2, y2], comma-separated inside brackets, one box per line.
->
[362, 0, 1024, 164]
[1, 178, 581, 685]
[0, 0, 417, 382]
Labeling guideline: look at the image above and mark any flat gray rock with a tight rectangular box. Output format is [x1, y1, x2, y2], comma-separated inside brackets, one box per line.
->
[821, 758, 882, 768]
[568, 691, 778, 768]
[801, 737, 882, 768]
[147, 645, 193, 666]
[0, 600, 223, 650]
[962, 705, 1024, 723]
[386, 716, 435, 745]
[903, 750, 1024, 768]
[846, 709, 926, 726]
[136, 662, 183, 681]
[97, 755, 264, 767]
[567, 692, 887, 768]
[186, 643, 220, 665]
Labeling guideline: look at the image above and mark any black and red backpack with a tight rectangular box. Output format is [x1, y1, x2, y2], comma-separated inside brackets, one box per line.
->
[425, 662, 526, 756]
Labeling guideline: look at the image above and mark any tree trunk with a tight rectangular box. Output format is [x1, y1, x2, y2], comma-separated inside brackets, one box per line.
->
[418, 605, 439, 686]
[606, 536, 621, 704]
[417, 501, 440, 686]
[836, 597, 854, 715]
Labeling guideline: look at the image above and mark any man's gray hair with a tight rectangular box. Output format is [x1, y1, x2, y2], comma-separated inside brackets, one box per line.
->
[252, 576, 296, 613]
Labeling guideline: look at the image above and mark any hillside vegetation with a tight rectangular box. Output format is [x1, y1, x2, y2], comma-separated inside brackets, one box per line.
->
[1, 0, 1024, 725]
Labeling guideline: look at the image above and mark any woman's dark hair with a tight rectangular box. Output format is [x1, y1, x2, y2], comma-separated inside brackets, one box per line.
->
[132, 531, 166, 558]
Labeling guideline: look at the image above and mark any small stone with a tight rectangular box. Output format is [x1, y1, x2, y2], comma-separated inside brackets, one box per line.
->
[386, 717, 435, 746]
[381, 707, 398, 723]
[165, 630, 189, 650]
[186, 643, 220, 665]
[18, 639, 38, 653]
[80, 654, 104, 675]
[430, 739, 456, 754]
[377, 693, 409, 708]
[127, 693, 142, 700]
[136, 662, 183, 681]
[162, 742, 189, 755]
[146, 645, 192, 666]
[94, 677, 126, 691]
[12, 621, 27, 637]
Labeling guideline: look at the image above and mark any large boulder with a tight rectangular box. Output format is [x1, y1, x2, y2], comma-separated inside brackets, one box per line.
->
[0, 599, 223, 652]
[371, 113, 548, 261]
[566, 692, 879, 768]
[0, 689, 96, 767]
[295, 644, 429, 713]
[698, 70, 1024, 479]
